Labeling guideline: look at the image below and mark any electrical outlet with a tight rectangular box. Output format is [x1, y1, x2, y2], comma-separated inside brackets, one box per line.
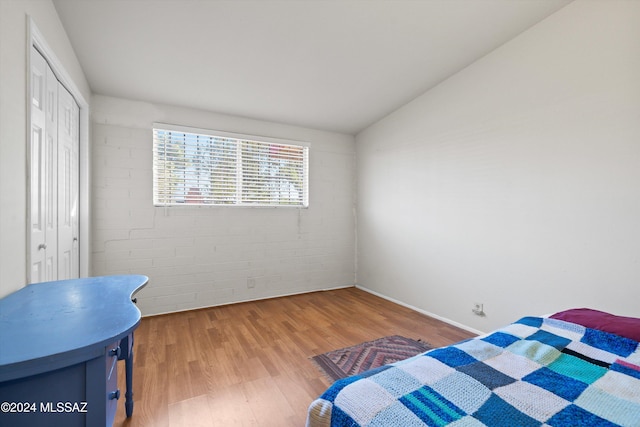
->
[247, 278, 256, 289]
[472, 303, 485, 316]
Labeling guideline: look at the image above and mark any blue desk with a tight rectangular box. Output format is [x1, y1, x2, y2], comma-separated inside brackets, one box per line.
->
[0, 275, 147, 427]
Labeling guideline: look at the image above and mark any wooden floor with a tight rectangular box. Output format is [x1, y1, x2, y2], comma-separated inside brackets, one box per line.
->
[113, 287, 475, 427]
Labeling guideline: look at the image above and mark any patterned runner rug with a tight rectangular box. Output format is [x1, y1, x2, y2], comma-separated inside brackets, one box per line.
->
[311, 335, 432, 382]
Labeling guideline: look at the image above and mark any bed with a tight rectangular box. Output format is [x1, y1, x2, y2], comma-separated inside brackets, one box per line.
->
[306, 309, 640, 427]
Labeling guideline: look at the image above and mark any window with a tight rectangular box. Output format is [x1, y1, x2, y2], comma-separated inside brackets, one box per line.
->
[153, 124, 309, 207]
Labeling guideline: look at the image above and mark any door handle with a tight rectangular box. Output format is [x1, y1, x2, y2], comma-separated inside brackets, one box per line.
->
[38, 243, 47, 250]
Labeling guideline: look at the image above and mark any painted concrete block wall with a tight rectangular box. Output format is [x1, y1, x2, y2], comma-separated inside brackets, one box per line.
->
[356, 1, 640, 332]
[91, 95, 355, 315]
[0, 0, 90, 298]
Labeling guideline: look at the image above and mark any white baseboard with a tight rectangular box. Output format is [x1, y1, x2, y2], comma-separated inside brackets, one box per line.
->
[141, 283, 355, 318]
[355, 284, 485, 336]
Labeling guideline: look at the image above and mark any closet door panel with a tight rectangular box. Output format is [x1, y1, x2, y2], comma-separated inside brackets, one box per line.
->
[30, 46, 80, 284]
[29, 48, 56, 283]
[57, 85, 80, 280]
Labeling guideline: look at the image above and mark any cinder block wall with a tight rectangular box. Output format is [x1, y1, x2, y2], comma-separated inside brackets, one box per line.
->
[91, 95, 356, 316]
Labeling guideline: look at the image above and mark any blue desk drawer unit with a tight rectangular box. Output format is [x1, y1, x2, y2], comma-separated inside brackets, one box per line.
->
[0, 275, 147, 427]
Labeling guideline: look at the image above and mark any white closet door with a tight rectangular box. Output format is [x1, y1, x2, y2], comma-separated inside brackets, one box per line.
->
[30, 47, 58, 283]
[29, 47, 46, 282]
[57, 83, 80, 280]
[29, 46, 80, 283]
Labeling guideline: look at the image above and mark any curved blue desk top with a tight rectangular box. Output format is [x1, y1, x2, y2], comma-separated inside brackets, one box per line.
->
[0, 275, 148, 382]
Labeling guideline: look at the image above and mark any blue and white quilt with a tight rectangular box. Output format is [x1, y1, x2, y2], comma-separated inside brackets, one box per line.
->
[306, 317, 640, 427]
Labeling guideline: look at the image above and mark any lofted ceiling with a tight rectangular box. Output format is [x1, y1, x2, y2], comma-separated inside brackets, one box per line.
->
[53, 0, 571, 135]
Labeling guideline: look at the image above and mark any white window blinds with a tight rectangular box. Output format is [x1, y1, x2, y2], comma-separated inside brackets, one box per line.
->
[153, 125, 309, 207]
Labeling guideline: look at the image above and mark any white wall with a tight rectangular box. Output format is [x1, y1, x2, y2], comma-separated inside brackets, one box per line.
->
[91, 95, 355, 315]
[0, 0, 90, 298]
[356, 0, 640, 332]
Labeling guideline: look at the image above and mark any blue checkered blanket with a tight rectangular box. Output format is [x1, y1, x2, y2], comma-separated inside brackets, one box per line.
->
[306, 317, 640, 426]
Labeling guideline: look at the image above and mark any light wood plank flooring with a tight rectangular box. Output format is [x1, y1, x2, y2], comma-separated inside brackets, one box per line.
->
[113, 287, 475, 426]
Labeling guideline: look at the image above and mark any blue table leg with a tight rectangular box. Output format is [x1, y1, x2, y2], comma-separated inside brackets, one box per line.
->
[125, 347, 134, 417]
[119, 333, 135, 418]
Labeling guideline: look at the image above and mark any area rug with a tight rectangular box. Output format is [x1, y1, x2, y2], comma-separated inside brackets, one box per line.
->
[311, 335, 432, 382]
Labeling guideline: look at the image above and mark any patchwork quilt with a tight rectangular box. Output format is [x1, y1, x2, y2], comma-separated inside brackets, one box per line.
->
[306, 317, 640, 427]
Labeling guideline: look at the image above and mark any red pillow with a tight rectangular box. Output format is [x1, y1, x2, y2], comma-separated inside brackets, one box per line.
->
[550, 308, 640, 342]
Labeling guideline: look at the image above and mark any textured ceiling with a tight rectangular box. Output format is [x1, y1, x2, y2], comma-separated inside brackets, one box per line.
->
[53, 0, 571, 134]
